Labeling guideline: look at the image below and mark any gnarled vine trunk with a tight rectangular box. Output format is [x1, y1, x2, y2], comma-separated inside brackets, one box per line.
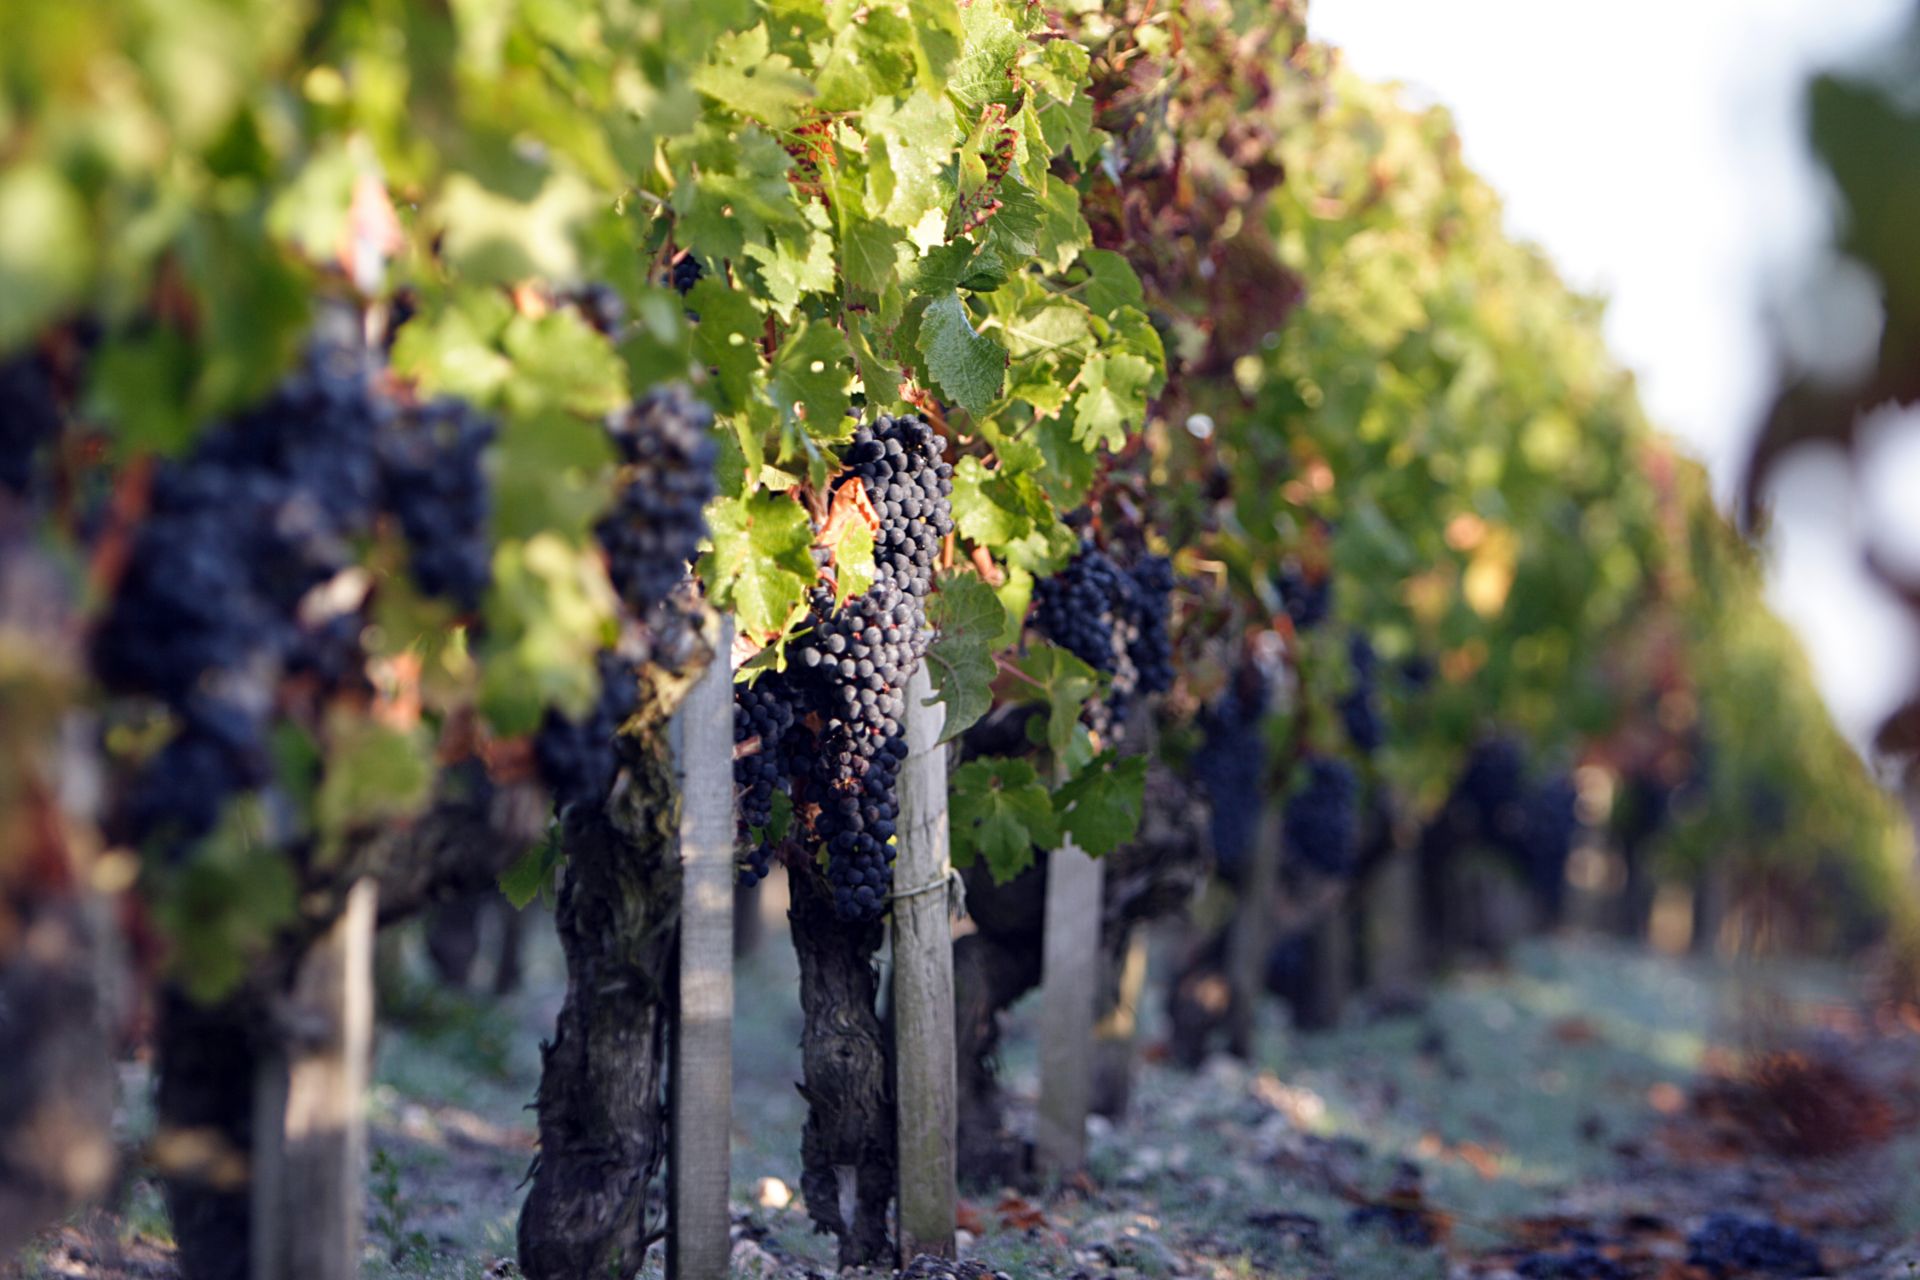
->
[519, 660, 693, 1280]
[789, 864, 894, 1267]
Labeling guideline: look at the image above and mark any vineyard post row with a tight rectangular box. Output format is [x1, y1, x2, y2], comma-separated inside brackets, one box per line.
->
[1037, 764, 1103, 1178]
[894, 663, 958, 1259]
[669, 613, 736, 1280]
[250, 880, 377, 1280]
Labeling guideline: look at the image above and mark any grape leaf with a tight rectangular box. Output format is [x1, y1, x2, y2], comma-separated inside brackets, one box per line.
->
[1011, 644, 1104, 759]
[950, 756, 1059, 883]
[925, 571, 1007, 742]
[1053, 752, 1147, 856]
[689, 278, 767, 410]
[770, 318, 853, 438]
[501, 308, 631, 417]
[703, 490, 818, 640]
[832, 520, 876, 610]
[917, 291, 1006, 418]
[1070, 350, 1156, 452]
[691, 25, 816, 127]
[907, 0, 966, 92]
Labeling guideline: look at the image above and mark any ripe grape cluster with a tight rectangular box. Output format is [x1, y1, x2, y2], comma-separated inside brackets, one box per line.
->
[731, 414, 952, 920]
[670, 255, 703, 296]
[1685, 1215, 1820, 1278]
[1514, 774, 1579, 911]
[1194, 668, 1269, 881]
[1340, 632, 1384, 755]
[1274, 562, 1331, 630]
[1030, 542, 1176, 737]
[1452, 736, 1526, 844]
[91, 322, 503, 857]
[533, 652, 642, 813]
[732, 670, 797, 884]
[596, 385, 720, 617]
[379, 397, 495, 611]
[1284, 755, 1359, 877]
[1, 350, 61, 500]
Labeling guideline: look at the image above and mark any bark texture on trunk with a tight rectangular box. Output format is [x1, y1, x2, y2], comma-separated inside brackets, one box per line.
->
[156, 989, 261, 1280]
[788, 864, 894, 1267]
[518, 796, 681, 1280]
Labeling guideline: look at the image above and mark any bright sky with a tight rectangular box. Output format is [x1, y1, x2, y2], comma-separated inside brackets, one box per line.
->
[1308, 0, 1920, 752]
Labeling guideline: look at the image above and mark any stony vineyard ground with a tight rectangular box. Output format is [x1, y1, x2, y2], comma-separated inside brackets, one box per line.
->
[12, 893, 1920, 1280]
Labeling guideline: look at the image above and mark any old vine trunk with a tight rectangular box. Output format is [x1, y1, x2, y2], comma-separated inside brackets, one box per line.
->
[789, 864, 894, 1266]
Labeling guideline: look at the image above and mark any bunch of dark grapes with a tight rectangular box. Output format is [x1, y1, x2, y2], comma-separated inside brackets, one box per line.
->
[1685, 1215, 1820, 1278]
[670, 255, 703, 296]
[733, 670, 797, 885]
[1453, 736, 1526, 845]
[1128, 554, 1176, 696]
[560, 282, 626, 337]
[1340, 632, 1384, 755]
[596, 385, 719, 617]
[1032, 542, 1133, 729]
[1284, 755, 1358, 877]
[1193, 668, 1269, 882]
[0, 350, 62, 499]
[533, 652, 641, 814]
[748, 413, 951, 919]
[93, 330, 410, 855]
[1399, 654, 1435, 689]
[1274, 562, 1331, 630]
[1513, 775, 1579, 912]
[379, 397, 496, 611]
[1031, 541, 1173, 737]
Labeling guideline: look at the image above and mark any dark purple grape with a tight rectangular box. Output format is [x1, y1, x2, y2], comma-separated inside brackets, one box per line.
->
[596, 384, 719, 617]
[1285, 756, 1358, 877]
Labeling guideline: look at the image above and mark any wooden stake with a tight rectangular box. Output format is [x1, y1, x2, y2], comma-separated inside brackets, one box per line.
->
[1035, 767, 1103, 1178]
[252, 878, 376, 1280]
[669, 615, 737, 1280]
[893, 664, 957, 1261]
[1226, 800, 1282, 1060]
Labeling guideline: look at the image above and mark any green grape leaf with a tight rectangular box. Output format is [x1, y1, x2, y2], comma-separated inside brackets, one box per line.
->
[917, 291, 1006, 418]
[907, 0, 966, 93]
[1070, 350, 1156, 452]
[832, 520, 876, 610]
[949, 756, 1059, 883]
[500, 831, 562, 910]
[866, 90, 958, 241]
[770, 318, 854, 438]
[925, 571, 1006, 742]
[315, 718, 436, 854]
[1054, 751, 1147, 856]
[691, 25, 816, 127]
[479, 533, 619, 735]
[1079, 249, 1145, 319]
[1011, 643, 1104, 759]
[743, 226, 837, 320]
[433, 172, 597, 285]
[841, 220, 907, 295]
[949, 454, 1031, 545]
[389, 289, 516, 404]
[502, 309, 631, 417]
[0, 164, 92, 351]
[703, 490, 818, 640]
[689, 278, 767, 410]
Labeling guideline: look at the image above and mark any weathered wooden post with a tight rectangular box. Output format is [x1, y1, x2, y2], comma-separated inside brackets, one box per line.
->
[1036, 762, 1103, 1178]
[251, 878, 376, 1280]
[669, 614, 736, 1280]
[893, 664, 957, 1260]
[1226, 801, 1283, 1059]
